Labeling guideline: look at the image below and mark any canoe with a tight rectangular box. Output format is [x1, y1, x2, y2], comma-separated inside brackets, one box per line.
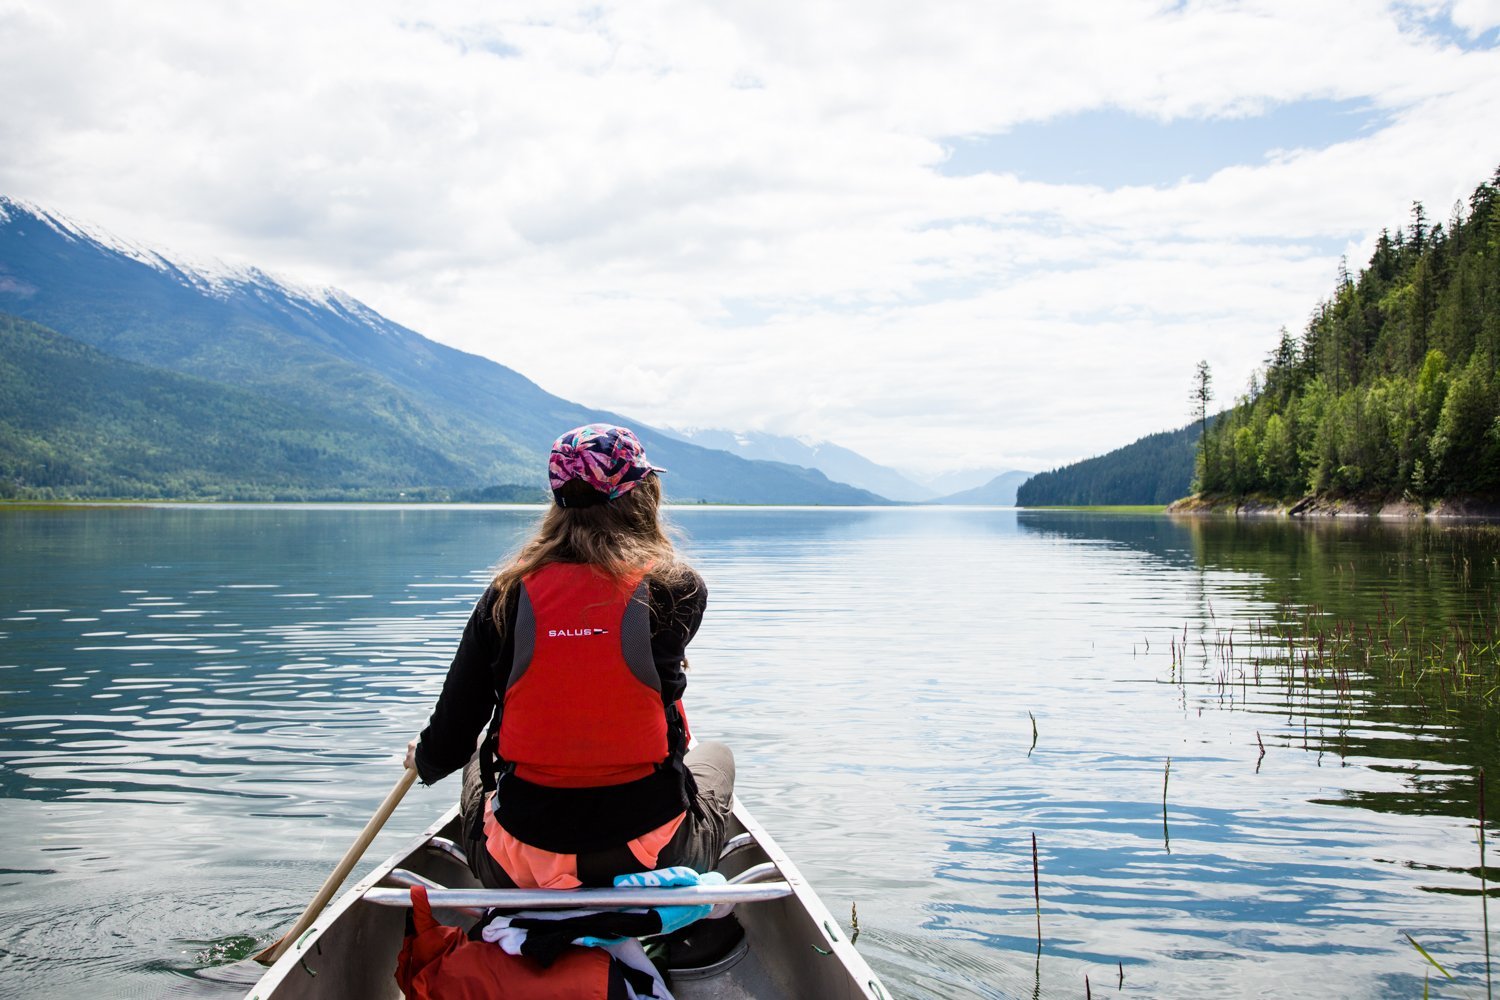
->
[244, 796, 891, 1000]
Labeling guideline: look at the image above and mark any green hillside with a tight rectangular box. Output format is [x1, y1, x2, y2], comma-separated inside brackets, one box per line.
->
[0, 198, 887, 505]
[1016, 422, 1204, 506]
[0, 313, 469, 500]
[1197, 167, 1500, 502]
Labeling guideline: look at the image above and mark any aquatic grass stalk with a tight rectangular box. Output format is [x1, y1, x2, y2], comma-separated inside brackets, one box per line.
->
[1031, 832, 1042, 951]
[1028, 711, 1038, 757]
[1404, 933, 1455, 983]
[1482, 767, 1492, 1000]
[1162, 757, 1172, 854]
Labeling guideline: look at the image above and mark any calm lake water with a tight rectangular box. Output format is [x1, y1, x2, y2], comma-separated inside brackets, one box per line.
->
[1, 505, 1497, 999]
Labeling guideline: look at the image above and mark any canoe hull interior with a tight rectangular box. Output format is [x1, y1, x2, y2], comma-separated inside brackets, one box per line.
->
[246, 798, 884, 1000]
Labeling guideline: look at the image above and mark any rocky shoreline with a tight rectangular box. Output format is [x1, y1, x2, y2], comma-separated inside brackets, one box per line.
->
[1166, 494, 1500, 520]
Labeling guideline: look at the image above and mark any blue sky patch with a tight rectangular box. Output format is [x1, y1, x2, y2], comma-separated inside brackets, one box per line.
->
[937, 100, 1395, 188]
[1397, 4, 1500, 52]
[714, 297, 781, 328]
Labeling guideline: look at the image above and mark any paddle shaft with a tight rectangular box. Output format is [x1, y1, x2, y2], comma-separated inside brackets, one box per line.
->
[255, 765, 418, 966]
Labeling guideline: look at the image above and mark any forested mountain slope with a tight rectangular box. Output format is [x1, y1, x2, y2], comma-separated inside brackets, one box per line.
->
[1196, 167, 1500, 502]
[1016, 422, 1205, 506]
[0, 199, 884, 504]
[0, 313, 474, 500]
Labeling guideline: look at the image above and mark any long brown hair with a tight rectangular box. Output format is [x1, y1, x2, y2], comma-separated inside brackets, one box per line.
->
[490, 475, 693, 626]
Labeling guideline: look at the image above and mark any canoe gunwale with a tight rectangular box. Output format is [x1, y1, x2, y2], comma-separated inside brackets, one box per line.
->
[726, 797, 886, 999]
[246, 806, 462, 999]
[244, 795, 890, 1000]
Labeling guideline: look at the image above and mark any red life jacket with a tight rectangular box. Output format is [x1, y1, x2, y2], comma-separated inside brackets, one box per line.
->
[489, 563, 694, 854]
[499, 563, 671, 787]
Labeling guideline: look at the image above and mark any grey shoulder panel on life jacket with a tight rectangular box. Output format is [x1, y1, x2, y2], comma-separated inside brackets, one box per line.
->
[507, 582, 537, 692]
[620, 579, 660, 692]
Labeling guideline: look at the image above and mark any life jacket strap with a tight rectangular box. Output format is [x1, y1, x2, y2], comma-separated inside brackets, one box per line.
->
[472, 701, 507, 842]
[661, 701, 703, 823]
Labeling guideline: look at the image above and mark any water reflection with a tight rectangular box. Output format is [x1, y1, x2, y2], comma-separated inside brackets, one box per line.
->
[0, 506, 1496, 998]
[1015, 509, 1200, 569]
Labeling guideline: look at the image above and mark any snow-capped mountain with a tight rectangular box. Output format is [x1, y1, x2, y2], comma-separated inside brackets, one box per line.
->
[0, 197, 886, 504]
[0, 197, 367, 316]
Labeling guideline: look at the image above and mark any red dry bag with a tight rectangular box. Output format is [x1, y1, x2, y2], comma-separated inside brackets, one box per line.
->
[394, 885, 613, 1000]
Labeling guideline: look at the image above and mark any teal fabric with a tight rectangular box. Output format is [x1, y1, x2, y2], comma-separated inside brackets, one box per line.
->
[574, 866, 726, 945]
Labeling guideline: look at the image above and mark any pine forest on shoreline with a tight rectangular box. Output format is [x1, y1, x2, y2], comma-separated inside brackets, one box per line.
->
[1194, 166, 1500, 507]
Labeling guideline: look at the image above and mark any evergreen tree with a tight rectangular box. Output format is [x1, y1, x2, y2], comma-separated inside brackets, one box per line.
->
[1192, 360, 1214, 489]
[1193, 360, 1214, 429]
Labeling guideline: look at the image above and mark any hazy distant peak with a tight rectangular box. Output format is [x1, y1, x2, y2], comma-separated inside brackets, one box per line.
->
[927, 469, 1034, 506]
[664, 425, 933, 501]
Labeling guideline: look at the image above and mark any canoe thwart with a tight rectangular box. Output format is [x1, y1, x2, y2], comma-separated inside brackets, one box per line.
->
[707, 862, 782, 918]
[723, 862, 780, 885]
[424, 837, 469, 867]
[375, 842, 783, 920]
[718, 832, 755, 859]
[383, 868, 485, 917]
[362, 881, 795, 910]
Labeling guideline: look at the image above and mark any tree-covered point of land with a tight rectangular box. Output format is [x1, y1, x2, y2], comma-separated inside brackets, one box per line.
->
[1196, 167, 1500, 501]
[1017, 420, 1206, 506]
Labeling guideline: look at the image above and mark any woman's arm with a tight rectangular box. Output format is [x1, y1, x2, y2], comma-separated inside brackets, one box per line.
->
[412, 586, 506, 784]
[648, 569, 707, 704]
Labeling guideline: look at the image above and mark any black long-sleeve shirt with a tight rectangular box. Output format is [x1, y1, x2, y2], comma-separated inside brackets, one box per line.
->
[414, 568, 707, 785]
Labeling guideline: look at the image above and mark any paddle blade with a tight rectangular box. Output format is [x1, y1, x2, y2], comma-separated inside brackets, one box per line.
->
[254, 765, 418, 967]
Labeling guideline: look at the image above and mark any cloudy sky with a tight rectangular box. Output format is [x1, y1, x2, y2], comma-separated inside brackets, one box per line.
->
[4, 1, 1499, 478]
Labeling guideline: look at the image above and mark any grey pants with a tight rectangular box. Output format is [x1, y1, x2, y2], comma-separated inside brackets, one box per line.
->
[459, 740, 736, 888]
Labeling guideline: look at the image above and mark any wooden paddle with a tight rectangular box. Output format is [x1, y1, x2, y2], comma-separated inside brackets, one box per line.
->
[254, 764, 419, 966]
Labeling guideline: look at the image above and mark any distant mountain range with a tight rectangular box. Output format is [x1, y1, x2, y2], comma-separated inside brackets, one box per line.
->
[663, 427, 931, 501]
[0, 198, 884, 504]
[918, 467, 1013, 498]
[926, 469, 1033, 505]
[664, 427, 1026, 503]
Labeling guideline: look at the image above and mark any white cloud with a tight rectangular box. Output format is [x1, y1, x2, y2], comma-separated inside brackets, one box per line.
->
[2, 0, 1498, 475]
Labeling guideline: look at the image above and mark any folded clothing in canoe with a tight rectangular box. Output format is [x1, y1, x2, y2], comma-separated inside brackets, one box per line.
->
[478, 866, 722, 963]
[397, 883, 669, 1000]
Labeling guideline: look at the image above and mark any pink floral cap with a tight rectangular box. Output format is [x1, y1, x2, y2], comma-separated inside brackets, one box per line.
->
[548, 424, 666, 507]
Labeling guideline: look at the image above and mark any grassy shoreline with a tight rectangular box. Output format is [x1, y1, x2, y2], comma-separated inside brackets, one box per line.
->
[1168, 493, 1500, 520]
[1019, 504, 1168, 514]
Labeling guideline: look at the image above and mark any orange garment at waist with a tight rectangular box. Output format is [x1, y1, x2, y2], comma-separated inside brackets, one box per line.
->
[482, 793, 685, 890]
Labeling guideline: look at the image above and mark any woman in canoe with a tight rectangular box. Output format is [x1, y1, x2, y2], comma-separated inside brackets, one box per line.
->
[404, 424, 734, 890]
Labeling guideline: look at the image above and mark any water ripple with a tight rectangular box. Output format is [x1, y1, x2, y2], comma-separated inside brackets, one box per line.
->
[0, 506, 1497, 998]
